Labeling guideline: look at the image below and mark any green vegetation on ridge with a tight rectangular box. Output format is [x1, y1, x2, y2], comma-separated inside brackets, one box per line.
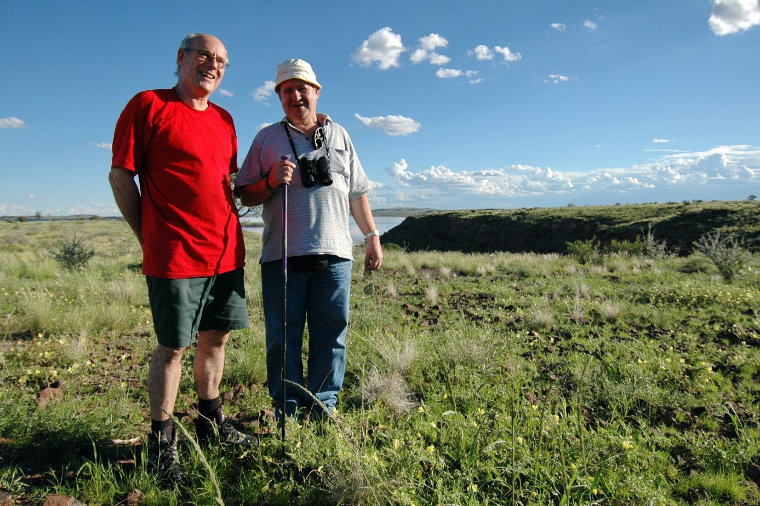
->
[383, 200, 760, 255]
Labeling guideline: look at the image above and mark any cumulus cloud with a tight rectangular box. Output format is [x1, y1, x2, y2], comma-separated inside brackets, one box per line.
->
[551, 23, 567, 31]
[584, 20, 598, 30]
[709, 0, 760, 35]
[653, 138, 672, 144]
[410, 33, 451, 65]
[218, 88, 233, 97]
[469, 44, 522, 62]
[355, 113, 421, 136]
[436, 68, 462, 78]
[95, 142, 112, 150]
[352, 27, 406, 69]
[252, 81, 276, 103]
[381, 146, 759, 204]
[0, 117, 25, 128]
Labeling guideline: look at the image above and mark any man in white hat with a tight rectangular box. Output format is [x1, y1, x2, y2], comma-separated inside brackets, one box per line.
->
[236, 58, 383, 421]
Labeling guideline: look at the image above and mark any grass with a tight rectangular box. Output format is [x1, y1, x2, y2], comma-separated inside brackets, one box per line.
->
[1, 219, 760, 504]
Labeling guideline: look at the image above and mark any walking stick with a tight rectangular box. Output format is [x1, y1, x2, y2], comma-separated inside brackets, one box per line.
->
[280, 156, 289, 448]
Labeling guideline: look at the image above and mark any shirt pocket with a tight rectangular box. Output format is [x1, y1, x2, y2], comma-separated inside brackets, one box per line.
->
[328, 148, 351, 185]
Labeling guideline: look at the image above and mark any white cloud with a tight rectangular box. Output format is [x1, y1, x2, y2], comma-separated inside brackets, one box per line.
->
[494, 46, 522, 62]
[252, 80, 276, 103]
[545, 74, 570, 84]
[218, 88, 234, 97]
[551, 23, 567, 31]
[410, 33, 451, 65]
[584, 20, 598, 30]
[382, 145, 759, 202]
[470, 44, 521, 63]
[436, 68, 462, 78]
[355, 113, 421, 136]
[95, 142, 112, 150]
[472, 45, 493, 60]
[709, 0, 760, 35]
[653, 138, 672, 144]
[0, 117, 25, 128]
[352, 27, 406, 70]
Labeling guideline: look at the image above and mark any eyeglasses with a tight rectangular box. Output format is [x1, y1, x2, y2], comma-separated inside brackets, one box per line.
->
[185, 48, 229, 69]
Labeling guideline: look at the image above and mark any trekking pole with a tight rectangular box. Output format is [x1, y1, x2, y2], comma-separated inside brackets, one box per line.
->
[280, 156, 289, 449]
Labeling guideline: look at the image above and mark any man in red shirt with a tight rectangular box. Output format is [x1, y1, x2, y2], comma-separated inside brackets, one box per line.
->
[109, 33, 252, 484]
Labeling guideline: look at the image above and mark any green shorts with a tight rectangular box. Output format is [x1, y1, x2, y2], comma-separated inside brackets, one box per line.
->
[146, 268, 250, 349]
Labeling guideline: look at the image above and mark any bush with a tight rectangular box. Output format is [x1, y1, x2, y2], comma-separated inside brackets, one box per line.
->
[642, 224, 669, 259]
[566, 237, 600, 264]
[608, 238, 644, 256]
[693, 230, 751, 282]
[49, 236, 95, 271]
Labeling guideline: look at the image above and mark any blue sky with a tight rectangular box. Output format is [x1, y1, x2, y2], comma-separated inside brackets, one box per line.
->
[1, 0, 758, 216]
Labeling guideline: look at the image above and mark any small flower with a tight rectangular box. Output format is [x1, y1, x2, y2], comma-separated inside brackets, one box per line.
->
[426, 445, 435, 453]
[468, 484, 478, 493]
[393, 439, 400, 450]
[516, 436, 524, 445]
[621, 440, 634, 451]
[531, 404, 538, 411]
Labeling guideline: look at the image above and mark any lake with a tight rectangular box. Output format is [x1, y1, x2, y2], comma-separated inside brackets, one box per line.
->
[242, 215, 406, 245]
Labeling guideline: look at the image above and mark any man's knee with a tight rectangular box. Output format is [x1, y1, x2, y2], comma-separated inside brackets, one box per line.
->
[152, 344, 186, 365]
[198, 330, 230, 349]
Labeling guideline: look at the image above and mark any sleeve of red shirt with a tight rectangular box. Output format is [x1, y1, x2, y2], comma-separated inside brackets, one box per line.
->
[112, 91, 154, 174]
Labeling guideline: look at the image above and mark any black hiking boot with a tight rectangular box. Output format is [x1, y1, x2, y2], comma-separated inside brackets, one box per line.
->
[147, 430, 185, 486]
[194, 414, 257, 447]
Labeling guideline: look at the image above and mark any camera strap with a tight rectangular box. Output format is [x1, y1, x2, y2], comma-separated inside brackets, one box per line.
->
[283, 123, 301, 165]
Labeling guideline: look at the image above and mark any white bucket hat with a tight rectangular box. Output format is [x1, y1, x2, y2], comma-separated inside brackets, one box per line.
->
[275, 58, 321, 92]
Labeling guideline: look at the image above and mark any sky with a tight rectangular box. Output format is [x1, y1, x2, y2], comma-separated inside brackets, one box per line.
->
[1, 0, 759, 216]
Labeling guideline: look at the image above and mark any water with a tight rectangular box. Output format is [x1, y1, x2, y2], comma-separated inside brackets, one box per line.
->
[242, 215, 406, 244]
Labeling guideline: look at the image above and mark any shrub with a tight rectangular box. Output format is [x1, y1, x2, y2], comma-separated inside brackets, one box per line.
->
[608, 238, 644, 256]
[566, 237, 600, 264]
[642, 224, 669, 259]
[693, 230, 751, 282]
[49, 236, 95, 271]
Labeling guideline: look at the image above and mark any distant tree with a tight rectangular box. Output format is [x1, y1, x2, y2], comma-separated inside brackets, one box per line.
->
[749, 195, 757, 201]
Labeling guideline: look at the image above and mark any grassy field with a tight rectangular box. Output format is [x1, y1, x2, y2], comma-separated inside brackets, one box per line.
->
[1, 219, 759, 505]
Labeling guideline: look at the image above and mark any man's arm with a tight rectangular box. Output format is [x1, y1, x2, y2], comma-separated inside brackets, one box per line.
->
[108, 167, 143, 246]
[350, 194, 383, 271]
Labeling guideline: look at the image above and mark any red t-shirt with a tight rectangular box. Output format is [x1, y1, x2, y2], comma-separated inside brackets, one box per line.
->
[112, 89, 245, 278]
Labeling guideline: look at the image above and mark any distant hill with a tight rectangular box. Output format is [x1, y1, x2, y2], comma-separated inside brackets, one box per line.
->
[381, 200, 760, 255]
[371, 207, 437, 217]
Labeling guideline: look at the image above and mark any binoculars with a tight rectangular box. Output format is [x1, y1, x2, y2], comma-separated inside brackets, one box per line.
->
[299, 156, 332, 187]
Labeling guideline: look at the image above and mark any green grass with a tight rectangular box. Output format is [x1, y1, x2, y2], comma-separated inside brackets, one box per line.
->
[1, 220, 760, 504]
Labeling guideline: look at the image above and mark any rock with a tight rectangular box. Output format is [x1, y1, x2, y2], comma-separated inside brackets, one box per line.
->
[36, 382, 65, 408]
[42, 495, 84, 506]
[126, 488, 144, 505]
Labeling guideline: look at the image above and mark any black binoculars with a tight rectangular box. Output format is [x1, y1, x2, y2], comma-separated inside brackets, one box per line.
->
[299, 156, 332, 187]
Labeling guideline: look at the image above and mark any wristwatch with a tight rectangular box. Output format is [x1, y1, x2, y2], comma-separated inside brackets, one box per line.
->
[364, 229, 380, 239]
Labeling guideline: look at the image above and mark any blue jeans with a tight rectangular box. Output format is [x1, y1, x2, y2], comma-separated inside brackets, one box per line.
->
[261, 257, 352, 418]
